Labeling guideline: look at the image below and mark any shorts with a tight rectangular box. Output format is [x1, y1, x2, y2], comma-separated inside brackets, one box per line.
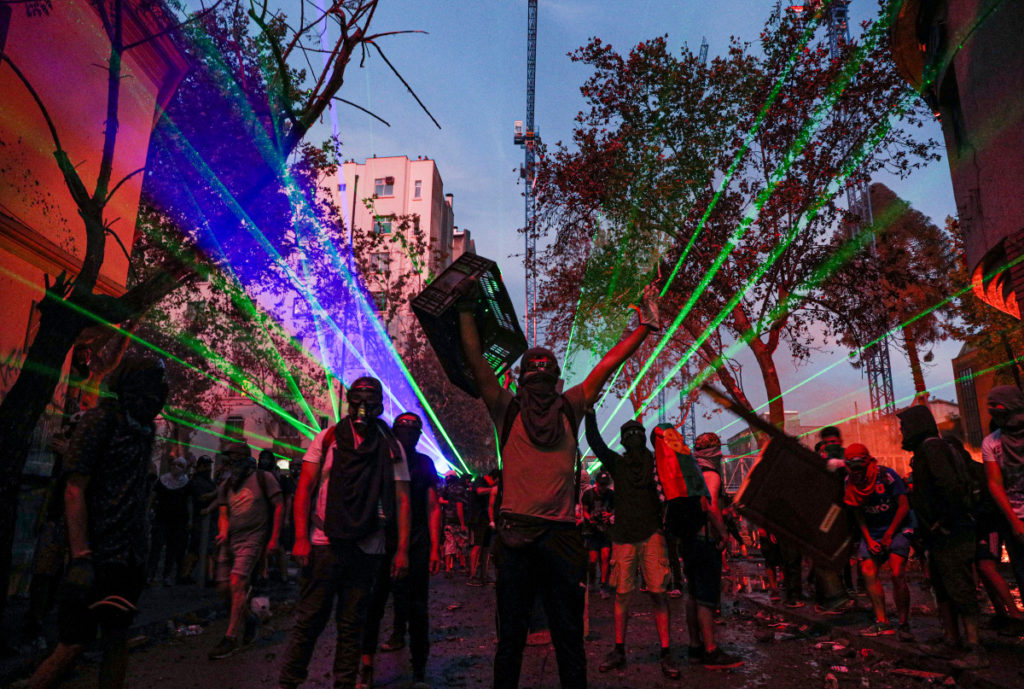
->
[857, 532, 911, 561]
[216, 531, 266, 582]
[928, 528, 979, 618]
[610, 531, 670, 595]
[681, 536, 723, 608]
[470, 521, 494, 548]
[443, 525, 467, 557]
[585, 532, 611, 552]
[58, 562, 145, 645]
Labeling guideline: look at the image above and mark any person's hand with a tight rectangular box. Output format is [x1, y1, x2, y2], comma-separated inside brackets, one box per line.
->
[454, 276, 481, 313]
[879, 533, 893, 549]
[429, 549, 442, 575]
[265, 538, 280, 555]
[866, 536, 882, 554]
[1011, 519, 1024, 544]
[215, 530, 228, 546]
[292, 536, 312, 567]
[392, 548, 410, 579]
[630, 284, 661, 331]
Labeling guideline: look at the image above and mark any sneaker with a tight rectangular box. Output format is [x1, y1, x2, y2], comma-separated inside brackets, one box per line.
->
[784, 597, 806, 609]
[687, 645, 706, 662]
[660, 654, 681, 679]
[208, 635, 239, 660]
[668, 588, 683, 599]
[701, 647, 744, 669]
[599, 647, 626, 672]
[950, 644, 989, 670]
[380, 632, 405, 652]
[815, 598, 854, 616]
[355, 663, 373, 689]
[859, 622, 896, 637]
[897, 624, 914, 642]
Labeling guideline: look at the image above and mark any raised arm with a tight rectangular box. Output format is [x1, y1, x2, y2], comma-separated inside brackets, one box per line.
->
[584, 410, 619, 472]
[581, 285, 660, 406]
[458, 308, 503, 410]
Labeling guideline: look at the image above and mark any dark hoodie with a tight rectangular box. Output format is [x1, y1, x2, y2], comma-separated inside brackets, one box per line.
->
[584, 413, 660, 543]
[897, 405, 971, 534]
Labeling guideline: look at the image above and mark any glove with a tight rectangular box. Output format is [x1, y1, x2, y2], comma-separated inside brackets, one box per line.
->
[61, 556, 95, 604]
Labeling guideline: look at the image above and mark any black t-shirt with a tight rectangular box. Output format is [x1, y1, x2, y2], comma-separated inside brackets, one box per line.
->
[153, 478, 191, 523]
[581, 486, 614, 536]
[442, 480, 467, 527]
[466, 476, 492, 526]
[64, 405, 156, 567]
[407, 450, 439, 546]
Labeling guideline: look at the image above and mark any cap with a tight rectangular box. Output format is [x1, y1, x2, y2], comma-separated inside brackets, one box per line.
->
[844, 442, 871, 464]
[595, 470, 612, 486]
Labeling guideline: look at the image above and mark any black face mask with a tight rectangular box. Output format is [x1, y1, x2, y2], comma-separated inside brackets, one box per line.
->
[347, 378, 384, 430]
[622, 428, 646, 451]
[520, 354, 559, 389]
[118, 367, 169, 426]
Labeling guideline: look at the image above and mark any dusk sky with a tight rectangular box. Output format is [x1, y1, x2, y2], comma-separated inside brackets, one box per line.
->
[219, 1, 964, 441]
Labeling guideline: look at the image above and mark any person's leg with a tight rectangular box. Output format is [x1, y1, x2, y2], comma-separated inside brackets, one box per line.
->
[494, 540, 535, 689]
[147, 521, 166, 582]
[638, 533, 672, 649]
[538, 529, 587, 689]
[28, 643, 85, 689]
[1004, 535, 1024, 599]
[610, 542, 636, 646]
[98, 627, 129, 689]
[778, 538, 804, 603]
[226, 572, 249, 639]
[359, 554, 394, 672]
[470, 543, 482, 580]
[407, 544, 431, 681]
[333, 545, 381, 689]
[166, 524, 188, 581]
[666, 534, 683, 592]
[889, 553, 910, 626]
[977, 558, 1023, 617]
[278, 546, 338, 688]
[599, 546, 611, 588]
[860, 557, 887, 623]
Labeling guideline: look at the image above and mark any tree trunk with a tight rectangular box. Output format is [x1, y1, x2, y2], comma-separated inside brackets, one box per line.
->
[902, 325, 927, 399]
[748, 338, 785, 430]
[0, 295, 90, 610]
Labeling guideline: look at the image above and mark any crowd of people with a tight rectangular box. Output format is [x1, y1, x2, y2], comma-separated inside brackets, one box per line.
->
[14, 281, 1024, 689]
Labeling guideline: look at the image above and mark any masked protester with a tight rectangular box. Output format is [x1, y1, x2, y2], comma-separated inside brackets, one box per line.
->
[148, 456, 191, 586]
[208, 443, 283, 659]
[842, 444, 913, 640]
[580, 471, 615, 599]
[584, 414, 681, 678]
[458, 280, 659, 689]
[359, 412, 442, 689]
[983, 386, 1024, 602]
[897, 405, 987, 670]
[278, 377, 411, 689]
[27, 353, 168, 689]
[672, 431, 743, 670]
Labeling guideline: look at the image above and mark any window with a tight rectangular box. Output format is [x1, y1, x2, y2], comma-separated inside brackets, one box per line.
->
[370, 252, 391, 275]
[374, 176, 394, 197]
[413, 180, 422, 199]
[370, 291, 387, 312]
[225, 416, 245, 439]
[372, 216, 392, 234]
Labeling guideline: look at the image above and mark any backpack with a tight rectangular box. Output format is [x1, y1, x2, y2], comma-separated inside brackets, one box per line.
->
[922, 435, 982, 516]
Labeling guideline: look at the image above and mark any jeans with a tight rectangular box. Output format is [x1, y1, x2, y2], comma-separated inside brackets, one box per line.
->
[494, 526, 586, 689]
[362, 539, 431, 677]
[278, 543, 383, 689]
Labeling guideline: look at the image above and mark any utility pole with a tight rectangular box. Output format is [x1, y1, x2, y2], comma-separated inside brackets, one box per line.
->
[514, 0, 540, 345]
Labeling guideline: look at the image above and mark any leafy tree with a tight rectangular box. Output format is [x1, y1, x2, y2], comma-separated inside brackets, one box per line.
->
[533, 2, 937, 428]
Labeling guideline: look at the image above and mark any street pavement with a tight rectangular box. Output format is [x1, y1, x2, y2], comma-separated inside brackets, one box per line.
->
[4, 556, 1024, 688]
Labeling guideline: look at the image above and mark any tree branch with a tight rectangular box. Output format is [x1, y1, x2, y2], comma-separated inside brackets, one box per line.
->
[331, 97, 390, 126]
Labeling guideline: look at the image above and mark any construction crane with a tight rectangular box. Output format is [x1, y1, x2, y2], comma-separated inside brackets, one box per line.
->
[789, 1, 896, 418]
[513, 0, 539, 345]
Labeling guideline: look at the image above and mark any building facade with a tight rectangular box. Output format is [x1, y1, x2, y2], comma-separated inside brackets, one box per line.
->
[890, 0, 1024, 318]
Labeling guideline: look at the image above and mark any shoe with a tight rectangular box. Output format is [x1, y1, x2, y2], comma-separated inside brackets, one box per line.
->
[380, 632, 405, 652]
[467, 576, 483, 587]
[208, 636, 239, 660]
[950, 644, 989, 670]
[687, 645, 706, 662]
[668, 588, 683, 599]
[660, 654, 681, 679]
[897, 624, 914, 642]
[701, 647, 744, 669]
[815, 598, 854, 616]
[355, 663, 373, 689]
[784, 598, 806, 608]
[599, 647, 626, 672]
[859, 622, 895, 637]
